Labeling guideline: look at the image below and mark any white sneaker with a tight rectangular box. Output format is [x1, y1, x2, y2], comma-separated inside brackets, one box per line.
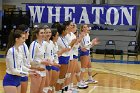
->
[86, 79, 98, 84]
[82, 81, 89, 85]
[77, 82, 88, 89]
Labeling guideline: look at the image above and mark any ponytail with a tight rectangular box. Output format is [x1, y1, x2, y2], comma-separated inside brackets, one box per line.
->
[5, 29, 24, 55]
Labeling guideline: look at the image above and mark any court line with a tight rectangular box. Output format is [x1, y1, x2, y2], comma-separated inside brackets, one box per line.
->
[91, 58, 140, 64]
[93, 66, 140, 77]
[88, 86, 97, 93]
[88, 86, 140, 93]
[101, 64, 140, 76]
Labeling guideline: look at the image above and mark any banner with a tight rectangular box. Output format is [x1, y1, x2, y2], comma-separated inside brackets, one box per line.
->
[26, 4, 136, 25]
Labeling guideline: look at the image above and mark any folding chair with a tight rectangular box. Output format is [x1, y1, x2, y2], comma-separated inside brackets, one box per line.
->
[127, 41, 139, 61]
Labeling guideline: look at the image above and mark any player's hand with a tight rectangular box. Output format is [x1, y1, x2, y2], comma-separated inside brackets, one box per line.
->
[92, 38, 100, 46]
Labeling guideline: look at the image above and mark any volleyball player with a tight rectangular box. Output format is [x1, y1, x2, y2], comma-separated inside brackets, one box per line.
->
[43, 26, 61, 93]
[29, 26, 50, 93]
[63, 21, 77, 91]
[79, 24, 99, 85]
[55, 25, 71, 93]
[43, 26, 53, 93]
[50, 29, 60, 93]
[17, 24, 30, 93]
[72, 24, 89, 89]
[3, 30, 36, 93]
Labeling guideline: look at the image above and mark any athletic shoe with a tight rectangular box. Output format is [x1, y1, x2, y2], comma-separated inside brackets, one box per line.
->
[82, 80, 89, 85]
[86, 79, 98, 84]
[77, 83, 88, 89]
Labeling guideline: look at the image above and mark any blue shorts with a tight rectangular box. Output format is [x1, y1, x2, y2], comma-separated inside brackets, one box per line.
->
[46, 66, 52, 71]
[79, 49, 90, 56]
[46, 66, 60, 72]
[51, 66, 60, 72]
[73, 55, 78, 59]
[3, 73, 21, 87]
[58, 56, 70, 64]
[21, 76, 28, 82]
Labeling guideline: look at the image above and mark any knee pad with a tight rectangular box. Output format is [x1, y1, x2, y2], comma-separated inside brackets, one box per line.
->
[80, 68, 86, 72]
[65, 73, 71, 78]
[57, 78, 65, 84]
[76, 72, 81, 76]
[88, 68, 93, 72]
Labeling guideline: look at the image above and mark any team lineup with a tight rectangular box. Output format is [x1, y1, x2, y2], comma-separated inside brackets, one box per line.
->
[2, 21, 100, 93]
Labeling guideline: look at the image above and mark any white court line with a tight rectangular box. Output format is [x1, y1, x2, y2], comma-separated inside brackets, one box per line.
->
[88, 86, 140, 93]
[88, 86, 97, 93]
[91, 63, 140, 80]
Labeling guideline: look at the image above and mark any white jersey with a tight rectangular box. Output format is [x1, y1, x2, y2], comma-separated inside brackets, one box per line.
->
[19, 42, 31, 68]
[65, 32, 76, 44]
[65, 32, 76, 60]
[44, 40, 54, 62]
[57, 36, 70, 57]
[73, 43, 80, 56]
[29, 40, 46, 76]
[52, 42, 59, 63]
[80, 33, 92, 50]
[6, 46, 29, 76]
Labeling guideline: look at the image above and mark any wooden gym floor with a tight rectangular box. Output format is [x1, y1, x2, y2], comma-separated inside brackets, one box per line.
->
[0, 52, 140, 93]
